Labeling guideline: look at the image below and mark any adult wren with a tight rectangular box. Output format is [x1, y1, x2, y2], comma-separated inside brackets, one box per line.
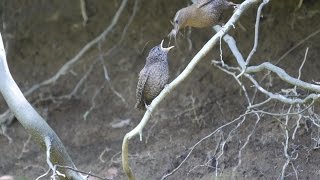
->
[169, 0, 238, 38]
[135, 40, 174, 110]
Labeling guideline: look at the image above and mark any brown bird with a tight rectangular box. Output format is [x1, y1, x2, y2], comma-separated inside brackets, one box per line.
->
[135, 40, 174, 110]
[169, 0, 238, 38]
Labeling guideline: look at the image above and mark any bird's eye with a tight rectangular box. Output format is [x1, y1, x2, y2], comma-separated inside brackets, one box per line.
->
[175, 20, 179, 24]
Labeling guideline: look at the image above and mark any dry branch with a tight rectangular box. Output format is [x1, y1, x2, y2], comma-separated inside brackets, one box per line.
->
[80, 0, 88, 26]
[121, 0, 260, 179]
[0, 33, 84, 179]
[159, 0, 318, 178]
[213, 25, 320, 105]
[212, 3, 320, 179]
[156, 0, 320, 177]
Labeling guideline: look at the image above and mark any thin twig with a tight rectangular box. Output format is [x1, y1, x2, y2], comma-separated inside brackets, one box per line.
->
[245, 0, 269, 65]
[80, 0, 88, 26]
[161, 110, 253, 179]
[297, 47, 309, 80]
[276, 28, 320, 64]
[237, 0, 269, 78]
[232, 113, 260, 176]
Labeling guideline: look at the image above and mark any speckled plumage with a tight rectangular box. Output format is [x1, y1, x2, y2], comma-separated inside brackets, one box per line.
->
[135, 41, 174, 110]
[169, 0, 237, 37]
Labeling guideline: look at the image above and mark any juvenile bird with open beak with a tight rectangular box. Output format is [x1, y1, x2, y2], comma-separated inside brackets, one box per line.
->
[169, 0, 238, 39]
[135, 40, 174, 111]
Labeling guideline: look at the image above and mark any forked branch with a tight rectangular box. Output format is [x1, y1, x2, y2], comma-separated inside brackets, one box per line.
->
[121, 0, 260, 179]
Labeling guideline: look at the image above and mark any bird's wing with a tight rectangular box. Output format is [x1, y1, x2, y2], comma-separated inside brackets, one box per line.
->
[194, 0, 214, 8]
[135, 68, 149, 109]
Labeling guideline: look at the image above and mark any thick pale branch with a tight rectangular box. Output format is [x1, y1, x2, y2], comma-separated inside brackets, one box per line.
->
[245, 74, 320, 104]
[121, 0, 260, 179]
[0, 33, 84, 179]
[214, 26, 320, 105]
[213, 25, 245, 69]
[246, 62, 320, 93]
[206, 1, 319, 179]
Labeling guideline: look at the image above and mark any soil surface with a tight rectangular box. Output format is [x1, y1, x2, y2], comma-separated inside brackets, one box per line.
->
[1, 0, 320, 179]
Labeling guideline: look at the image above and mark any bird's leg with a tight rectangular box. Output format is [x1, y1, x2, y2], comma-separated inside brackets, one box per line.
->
[144, 102, 152, 114]
[220, 24, 226, 33]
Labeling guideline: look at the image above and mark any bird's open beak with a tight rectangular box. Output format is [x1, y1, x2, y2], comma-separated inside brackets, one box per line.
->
[160, 40, 174, 52]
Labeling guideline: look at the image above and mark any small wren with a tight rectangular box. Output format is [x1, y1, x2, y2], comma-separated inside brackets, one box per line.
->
[169, 0, 237, 38]
[135, 40, 174, 110]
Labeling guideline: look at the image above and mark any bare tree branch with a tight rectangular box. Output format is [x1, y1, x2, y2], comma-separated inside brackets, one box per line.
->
[121, 0, 260, 179]
[0, 33, 84, 179]
[212, 4, 320, 179]
[244, 0, 269, 66]
[246, 63, 320, 92]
